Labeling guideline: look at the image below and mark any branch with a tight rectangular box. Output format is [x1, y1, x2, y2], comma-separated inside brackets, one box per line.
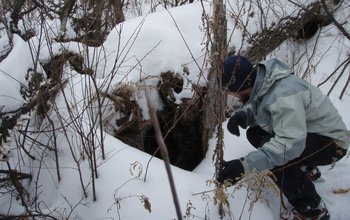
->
[143, 83, 183, 220]
[0, 169, 32, 182]
[246, 2, 331, 63]
[0, 214, 58, 220]
[0, 79, 68, 145]
[320, 0, 350, 41]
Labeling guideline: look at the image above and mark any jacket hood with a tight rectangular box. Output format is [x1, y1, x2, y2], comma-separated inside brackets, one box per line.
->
[254, 58, 293, 99]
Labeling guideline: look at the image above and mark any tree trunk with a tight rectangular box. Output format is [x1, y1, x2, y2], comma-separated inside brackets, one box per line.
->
[203, 0, 229, 217]
[9, 0, 26, 34]
[201, 0, 227, 169]
[59, 0, 77, 39]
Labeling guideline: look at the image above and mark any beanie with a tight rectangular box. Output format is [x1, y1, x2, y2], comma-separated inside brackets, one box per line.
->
[221, 55, 256, 92]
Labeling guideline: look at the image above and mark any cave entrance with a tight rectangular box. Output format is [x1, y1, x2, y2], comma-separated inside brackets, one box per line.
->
[143, 113, 204, 171]
[117, 116, 205, 171]
[111, 71, 206, 171]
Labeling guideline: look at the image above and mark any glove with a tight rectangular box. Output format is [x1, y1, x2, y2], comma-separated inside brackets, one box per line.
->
[227, 113, 247, 136]
[217, 158, 245, 186]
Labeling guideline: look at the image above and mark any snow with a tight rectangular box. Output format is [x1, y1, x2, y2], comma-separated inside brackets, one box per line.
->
[0, 35, 34, 112]
[1, 1, 350, 220]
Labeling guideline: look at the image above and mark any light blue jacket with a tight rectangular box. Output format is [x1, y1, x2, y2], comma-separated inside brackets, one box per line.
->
[236, 59, 349, 172]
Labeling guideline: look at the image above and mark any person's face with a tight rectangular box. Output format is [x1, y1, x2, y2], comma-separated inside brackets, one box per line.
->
[227, 87, 253, 104]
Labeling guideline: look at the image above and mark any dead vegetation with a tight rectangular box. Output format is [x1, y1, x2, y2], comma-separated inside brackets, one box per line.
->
[245, 1, 333, 63]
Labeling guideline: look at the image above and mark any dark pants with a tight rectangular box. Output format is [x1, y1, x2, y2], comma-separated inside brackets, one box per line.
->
[246, 126, 347, 217]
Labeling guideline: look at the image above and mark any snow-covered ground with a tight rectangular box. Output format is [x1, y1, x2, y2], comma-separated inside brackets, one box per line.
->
[0, 1, 349, 219]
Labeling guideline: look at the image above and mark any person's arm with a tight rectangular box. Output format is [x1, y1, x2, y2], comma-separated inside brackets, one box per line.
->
[243, 92, 310, 171]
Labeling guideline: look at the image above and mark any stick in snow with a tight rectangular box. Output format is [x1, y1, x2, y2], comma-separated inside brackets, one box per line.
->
[143, 82, 183, 220]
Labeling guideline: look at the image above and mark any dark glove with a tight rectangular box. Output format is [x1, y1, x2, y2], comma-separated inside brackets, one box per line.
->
[227, 113, 247, 136]
[217, 158, 245, 186]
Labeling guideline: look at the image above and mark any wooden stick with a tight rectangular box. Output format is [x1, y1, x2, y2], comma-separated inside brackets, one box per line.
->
[143, 83, 183, 220]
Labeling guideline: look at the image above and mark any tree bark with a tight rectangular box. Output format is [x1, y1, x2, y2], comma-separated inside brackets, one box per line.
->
[59, 0, 77, 39]
[201, 0, 227, 164]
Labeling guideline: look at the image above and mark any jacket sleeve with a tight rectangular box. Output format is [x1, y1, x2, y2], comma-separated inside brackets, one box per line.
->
[243, 91, 310, 171]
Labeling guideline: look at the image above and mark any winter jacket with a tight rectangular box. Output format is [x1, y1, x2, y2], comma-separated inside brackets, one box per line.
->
[235, 58, 350, 172]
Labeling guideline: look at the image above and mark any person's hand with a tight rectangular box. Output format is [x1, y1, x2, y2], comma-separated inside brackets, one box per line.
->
[217, 159, 245, 186]
[227, 113, 247, 136]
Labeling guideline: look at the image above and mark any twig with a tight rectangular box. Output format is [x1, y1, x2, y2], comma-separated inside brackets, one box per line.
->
[192, 189, 215, 196]
[0, 214, 58, 220]
[6, 162, 32, 215]
[320, 0, 350, 41]
[339, 60, 350, 99]
[326, 58, 350, 97]
[317, 57, 350, 87]
[0, 169, 32, 182]
[143, 82, 183, 220]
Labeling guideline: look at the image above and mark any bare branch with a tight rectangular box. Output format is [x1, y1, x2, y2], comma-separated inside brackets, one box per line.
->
[320, 0, 350, 41]
[143, 83, 183, 220]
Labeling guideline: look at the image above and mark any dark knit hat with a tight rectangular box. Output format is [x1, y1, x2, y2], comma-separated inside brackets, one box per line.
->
[221, 55, 256, 92]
